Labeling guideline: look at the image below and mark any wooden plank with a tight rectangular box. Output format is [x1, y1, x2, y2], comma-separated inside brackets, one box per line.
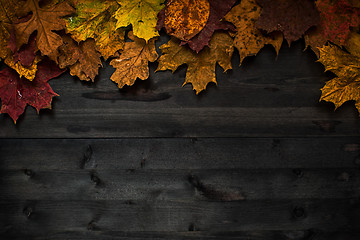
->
[1, 42, 359, 138]
[0, 199, 359, 233]
[0, 168, 359, 200]
[2, 230, 360, 240]
[1, 107, 359, 138]
[1, 138, 359, 170]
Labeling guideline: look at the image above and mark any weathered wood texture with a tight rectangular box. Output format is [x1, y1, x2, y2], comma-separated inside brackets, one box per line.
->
[0, 40, 359, 138]
[1, 37, 360, 240]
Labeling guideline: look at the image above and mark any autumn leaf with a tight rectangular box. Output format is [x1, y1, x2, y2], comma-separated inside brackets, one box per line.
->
[156, 32, 233, 94]
[164, 0, 210, 42]
[181, 0, 236, 53]
[4, 26, 40, 81]
[0, 0, 24, 60]
[4, 55, 41, 81]
[66, 0, 125, 59]
[114, 0, 164, 42]
[0, 60, 65, 123]
[110, 32, 158, 88]
[8, 27, 37, 67]
[225, 0, 283, 65]
[256, 0, 320, 45]
[319, 32, 360, 114]
[305, 0, 360, 57]
[14, 0, 75, 57]
[57, 36, 102, 81]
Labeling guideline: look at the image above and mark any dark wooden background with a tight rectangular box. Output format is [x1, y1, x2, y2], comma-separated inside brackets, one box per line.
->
[1, 34, 360, 240]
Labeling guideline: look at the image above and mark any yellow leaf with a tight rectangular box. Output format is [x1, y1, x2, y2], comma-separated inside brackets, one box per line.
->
[224, 0, 283, 65]
[110, 31, 158, 88]
[114, 0, 164, 42]
[164, 0, 210, 41]
[4, 55, 41, 81]
[319, 32, 360, 113]
[66, 0, 125, 59]
[156, 32, 233, 94]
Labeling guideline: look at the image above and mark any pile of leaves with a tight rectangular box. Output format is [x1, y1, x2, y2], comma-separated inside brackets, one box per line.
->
[0, 0, 359, 123]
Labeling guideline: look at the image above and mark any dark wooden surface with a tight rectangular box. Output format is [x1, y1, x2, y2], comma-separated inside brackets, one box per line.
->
[1, 35, 360, 240]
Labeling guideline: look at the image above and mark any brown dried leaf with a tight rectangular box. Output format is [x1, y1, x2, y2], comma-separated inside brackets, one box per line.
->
[14, 0, 75, 57]
[57, 36, 102, 81]
[110, 31, 158, 88]
[256, 0, 320, 45]
[156, 32, 233, 94]
[225, 0, 283, 65]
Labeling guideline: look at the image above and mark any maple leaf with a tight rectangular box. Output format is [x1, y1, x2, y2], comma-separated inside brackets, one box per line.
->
[14, 0, 74, 57]
[114, 0, 164, 42]
[156, 32, 233, 94]
[305, 0, 360, 57]
[0, 60, 65, 123]
[110, 31, 158, 88]
[57, 36, 102, 81]
[0, 0, 24, 60]
[225, 0, 283, 65]
[66, 0, 125, 60]
[256, 0, 320, 45]
[319, 32, 360, 114]
[181, 0, 237, 53]
[164, 0, 210, 42]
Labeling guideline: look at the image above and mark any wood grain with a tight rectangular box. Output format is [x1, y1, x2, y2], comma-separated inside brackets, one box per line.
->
[0, 138, 359, 170]
[0, 41, 359, 138]
[3, 231, 360, 240]
[1, 199, 359, 234]
[1, 37, 360, 239]
[1, 168, 359, 200]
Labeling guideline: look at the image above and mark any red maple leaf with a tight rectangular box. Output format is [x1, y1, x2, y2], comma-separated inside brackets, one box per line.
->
[0, 60, 65, 123]
[256, 0, 320, 45]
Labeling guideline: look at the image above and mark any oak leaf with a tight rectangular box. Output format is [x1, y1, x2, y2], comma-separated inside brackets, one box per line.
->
[66, 0, 125, 59]
[256, 0, 320, 45]
[319, 32, 360, 114]
[305, 0, 360, 57]
[164, 0, 210, 42]
[57, 36, 102, 81]
[225, 0, 283, 65]
[14, 0, 75, 57]
[0, 0, 24, 60]
[110, 32, 158, 88]
[156, 32, 233, 94]
[0, 60, 65, 123]
[181, 0, 236, 53]
[114, 0, 164, 42]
